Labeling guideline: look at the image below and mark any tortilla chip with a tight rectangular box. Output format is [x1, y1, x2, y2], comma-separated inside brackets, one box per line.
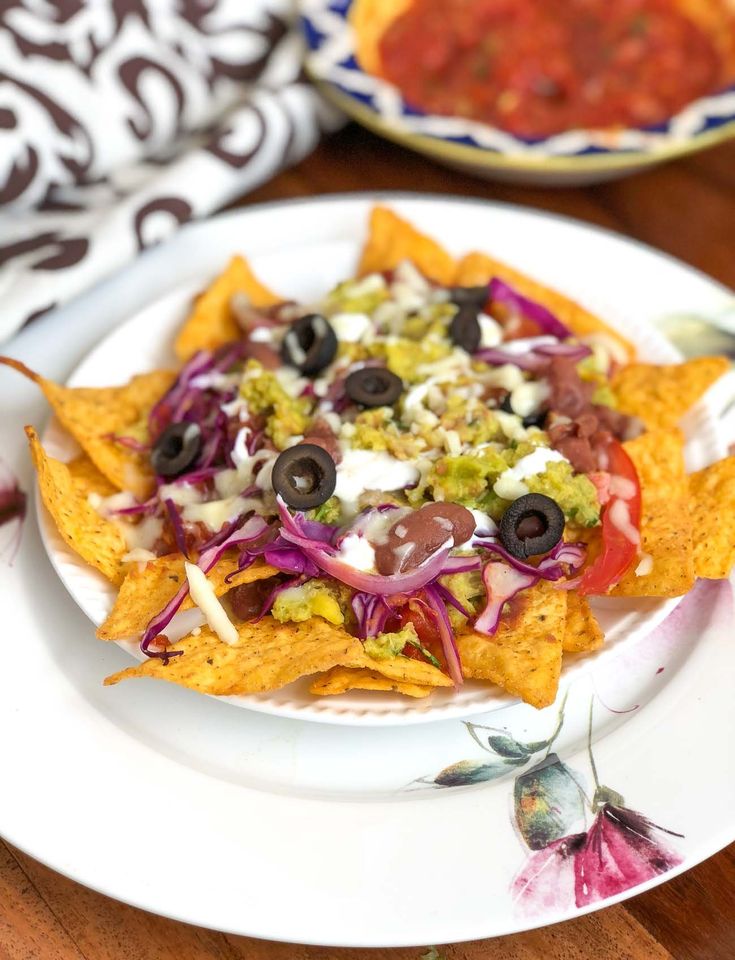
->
[454, 252, 635, 360]
[174, 255, 282, 360]
[610, 428, 694, 598]
[26, 427, 128, 584]
[688, 456, 735, 579]
[1, 357, 175, 499]
[67, 454, 119, 498]
[358, 206, 456, 285]
[104, 618, 367, 695]
[612, 357, 728, 431]
[457, 583, 567, 709]
[349, 649, 453, 687]
[309, 667, 432, 698]
[350, 0, 413, 75]
[563, 593, 604, 653]
[97, 554, 279, 640]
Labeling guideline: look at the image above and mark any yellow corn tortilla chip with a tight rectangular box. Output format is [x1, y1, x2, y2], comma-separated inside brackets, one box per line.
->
[457, 582, 567, 709]
[350, 0, 413, 75]
[610, 428, 694, 598]
[26, 427, 128, 585]
[454, 252, 635, 360]
[309, 667, 432, 699]
[174, 255, 282, 360]
[66, 454, 119, 498]
[104, 618, 367, 695]
[98, 554, 279, 640]
[358, 206, 456, 286]
[563, 593, 604, 654]
[688, 456, 735, 579]
[612, 357, 728, 431]
[349, 649, 452, 688]
[2, 357, 175, 499]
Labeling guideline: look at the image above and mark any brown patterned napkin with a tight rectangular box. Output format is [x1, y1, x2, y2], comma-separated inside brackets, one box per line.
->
[0, 0, 341, 340]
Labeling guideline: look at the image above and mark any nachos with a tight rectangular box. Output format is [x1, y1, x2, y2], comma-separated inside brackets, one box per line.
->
[4, 207, 733, 709]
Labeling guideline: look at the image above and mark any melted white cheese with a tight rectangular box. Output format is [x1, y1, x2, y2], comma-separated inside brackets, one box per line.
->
[183, 495, 263, 529]
[483, 364, 526, 392]
[121, 514, 164, 552]
[158, 482, 202, 507]
[330, 312, 373, 343]
[184, 562, 238, 646]
[635, 552, 654, 576]
[493, 448, 567, 501]
[334, 449, 420, 516]
[510, 380, 550, 418]
[478, 313, 502, 348]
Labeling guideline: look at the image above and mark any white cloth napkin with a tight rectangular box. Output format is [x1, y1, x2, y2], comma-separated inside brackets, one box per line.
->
[0, 0, 341, 342]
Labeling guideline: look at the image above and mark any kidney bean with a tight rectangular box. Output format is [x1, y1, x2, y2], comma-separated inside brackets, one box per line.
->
[227, 578, 277, 621]
[374, 502, 475, 575]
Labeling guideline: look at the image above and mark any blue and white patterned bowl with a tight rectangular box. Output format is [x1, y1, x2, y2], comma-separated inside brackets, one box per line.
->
[301, 0, 735, 186]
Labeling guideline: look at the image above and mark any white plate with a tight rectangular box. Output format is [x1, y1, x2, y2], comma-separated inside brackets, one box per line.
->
[2, 194, 735, 946]
[36, 200, 727, 725]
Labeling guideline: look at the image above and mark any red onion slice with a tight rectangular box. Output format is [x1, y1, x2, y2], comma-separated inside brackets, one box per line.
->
[488, 277, 571, 340]
[277, 497, 453, 596]
[474, 562, 539, 635]
[423, 584, 463, 686]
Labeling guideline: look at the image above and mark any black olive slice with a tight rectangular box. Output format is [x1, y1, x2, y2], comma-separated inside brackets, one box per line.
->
[272, 443, 337, 510]
[447, 285, 489, 309]
[281, 313, 337, 376]
[499, 493, 564, 559]
[449, 304, 481, 353]
[151, 422, 202, 478]
[344, 367, 403, 408]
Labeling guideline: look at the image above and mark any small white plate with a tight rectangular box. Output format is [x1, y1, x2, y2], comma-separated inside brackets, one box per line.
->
[2, 194, 734, 946]
[36, 200, 726, 725]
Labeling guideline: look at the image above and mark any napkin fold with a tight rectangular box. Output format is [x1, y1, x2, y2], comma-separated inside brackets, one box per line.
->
[0, 0, 340, 342]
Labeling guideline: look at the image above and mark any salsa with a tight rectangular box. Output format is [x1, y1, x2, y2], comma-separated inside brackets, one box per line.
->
[377, 0, 724, 138]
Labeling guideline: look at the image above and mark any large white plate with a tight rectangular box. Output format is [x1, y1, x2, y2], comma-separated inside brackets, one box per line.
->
[1, 195, 735, 946]
[35, 200, 726, 725]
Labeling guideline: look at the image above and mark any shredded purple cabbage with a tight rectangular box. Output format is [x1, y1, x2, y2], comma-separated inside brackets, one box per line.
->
[164, 498, 190, 560]
[140, 514, 270, 659]
[352, 592, 393, 639]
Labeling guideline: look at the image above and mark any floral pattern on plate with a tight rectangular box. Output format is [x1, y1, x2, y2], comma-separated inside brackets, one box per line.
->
[413, 577, 735, 916]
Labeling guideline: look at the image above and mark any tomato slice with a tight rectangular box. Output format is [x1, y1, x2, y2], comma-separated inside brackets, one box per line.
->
[577, 440, 642, 596]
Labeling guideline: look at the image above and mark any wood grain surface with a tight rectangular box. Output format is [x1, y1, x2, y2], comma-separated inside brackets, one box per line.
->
[2, 125, 734, 959]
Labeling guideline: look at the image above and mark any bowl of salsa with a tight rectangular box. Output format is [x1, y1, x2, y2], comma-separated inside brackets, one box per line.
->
[302, 0, 735, 185]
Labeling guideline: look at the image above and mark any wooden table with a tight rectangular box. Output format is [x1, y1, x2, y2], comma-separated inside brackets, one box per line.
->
[2, 125, 734, 960]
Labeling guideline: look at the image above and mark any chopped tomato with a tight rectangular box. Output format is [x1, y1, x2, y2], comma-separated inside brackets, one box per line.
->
[577, 440, 641, 596]
[386, 598, 445, 665]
